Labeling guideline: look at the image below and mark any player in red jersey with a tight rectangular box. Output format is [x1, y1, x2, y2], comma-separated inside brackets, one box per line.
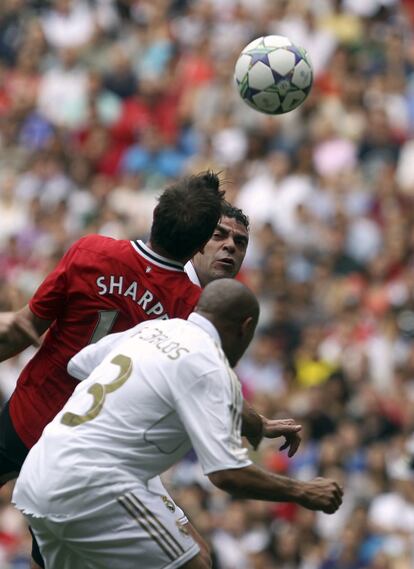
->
[6, 235, 207, 450]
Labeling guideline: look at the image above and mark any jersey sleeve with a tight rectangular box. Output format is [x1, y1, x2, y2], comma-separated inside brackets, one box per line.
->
[29, 240, 81, 321]
[67, 329, 129, 380]
[174, 365, 252, 475]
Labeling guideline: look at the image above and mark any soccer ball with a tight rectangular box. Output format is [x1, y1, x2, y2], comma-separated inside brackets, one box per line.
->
[234, 35, 313, 115]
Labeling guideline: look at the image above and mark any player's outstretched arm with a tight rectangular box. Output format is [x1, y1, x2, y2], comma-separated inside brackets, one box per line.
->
[0, 306, 50, 361]
[208, 464, 343, 515]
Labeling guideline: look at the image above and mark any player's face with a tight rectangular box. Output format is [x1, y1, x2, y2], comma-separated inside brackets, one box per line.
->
[192, 217, 249, 287]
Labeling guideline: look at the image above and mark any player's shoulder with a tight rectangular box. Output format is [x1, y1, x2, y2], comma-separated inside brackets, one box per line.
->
[171, 320, 229, 395]
[73, 234, 128, 253]
[168, 275, 201, 298]
[165, 317, 223, 363]
[151, 266, 202, 319]
[68, 234, 133, 263]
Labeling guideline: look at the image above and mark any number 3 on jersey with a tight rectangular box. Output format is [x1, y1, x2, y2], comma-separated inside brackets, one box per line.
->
[61, 354, 132, 427]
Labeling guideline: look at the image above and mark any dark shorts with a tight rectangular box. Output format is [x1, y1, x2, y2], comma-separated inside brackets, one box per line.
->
[0, 401, 29, 484]
[0, 402, 44, 568]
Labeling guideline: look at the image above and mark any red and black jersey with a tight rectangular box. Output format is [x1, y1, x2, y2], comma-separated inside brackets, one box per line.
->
[9, 235, 201, 447]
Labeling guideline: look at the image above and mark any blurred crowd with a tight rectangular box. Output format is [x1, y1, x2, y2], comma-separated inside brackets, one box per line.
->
[1, 0, 414, 567]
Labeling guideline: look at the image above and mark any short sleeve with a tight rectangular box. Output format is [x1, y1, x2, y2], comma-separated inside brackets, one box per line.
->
[174, 365, 252, 474]
[29, 241, 80, 321]
[67, 330, 127, 380]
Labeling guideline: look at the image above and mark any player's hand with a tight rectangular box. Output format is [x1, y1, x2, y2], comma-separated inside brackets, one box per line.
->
[299, 477, 344, 514]
[262, 417, 302, 457]
[0, 311, 41, 347]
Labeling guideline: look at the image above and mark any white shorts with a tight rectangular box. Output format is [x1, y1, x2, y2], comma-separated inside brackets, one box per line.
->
[27, 482, 200, 569]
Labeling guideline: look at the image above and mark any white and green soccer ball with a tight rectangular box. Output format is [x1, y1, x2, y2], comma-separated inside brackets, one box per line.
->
[234, 35, 313, 115]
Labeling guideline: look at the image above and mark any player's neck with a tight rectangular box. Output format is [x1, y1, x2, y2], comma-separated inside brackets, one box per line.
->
[146, 240, 189, 265]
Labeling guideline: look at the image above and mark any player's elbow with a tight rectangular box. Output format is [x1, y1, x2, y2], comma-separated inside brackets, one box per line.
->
[208, 469, 245, 496]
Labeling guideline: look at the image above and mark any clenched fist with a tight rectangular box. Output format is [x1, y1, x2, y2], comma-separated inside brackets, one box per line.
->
[299, 477, 344, 514]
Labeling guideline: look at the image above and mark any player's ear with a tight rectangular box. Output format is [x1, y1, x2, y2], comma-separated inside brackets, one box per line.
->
[241, 316, 254, 337]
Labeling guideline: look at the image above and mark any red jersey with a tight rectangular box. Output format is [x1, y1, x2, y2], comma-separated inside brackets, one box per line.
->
[9, 235, 202, 447]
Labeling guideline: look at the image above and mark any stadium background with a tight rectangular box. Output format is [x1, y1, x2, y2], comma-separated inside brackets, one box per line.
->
[1, 0, 414, 567]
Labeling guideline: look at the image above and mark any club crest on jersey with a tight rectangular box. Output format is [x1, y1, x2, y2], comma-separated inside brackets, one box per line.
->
[176, 521, 190, 536]
[162, 495, 176, 513]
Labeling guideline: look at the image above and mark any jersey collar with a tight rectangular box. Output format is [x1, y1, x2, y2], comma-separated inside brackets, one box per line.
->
[131, 240, 185, 272]
[184, 261, 201, 287]
[187, 312, 221, 345]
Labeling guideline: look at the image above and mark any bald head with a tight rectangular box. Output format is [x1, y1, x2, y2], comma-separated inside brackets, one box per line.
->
[196, 279, 259, 366]
[197, 279, 259, 324]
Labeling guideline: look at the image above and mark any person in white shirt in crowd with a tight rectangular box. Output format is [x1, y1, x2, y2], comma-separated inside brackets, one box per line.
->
[13, 279, 343, 569]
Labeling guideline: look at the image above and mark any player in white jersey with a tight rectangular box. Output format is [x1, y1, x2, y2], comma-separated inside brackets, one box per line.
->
[13, 280, 343, 569]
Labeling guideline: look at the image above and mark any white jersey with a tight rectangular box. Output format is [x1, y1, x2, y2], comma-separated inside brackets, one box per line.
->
[13, 313, 251, 520]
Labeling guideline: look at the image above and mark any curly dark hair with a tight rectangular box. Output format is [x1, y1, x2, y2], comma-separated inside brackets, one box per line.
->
[221, 201, 250, 231]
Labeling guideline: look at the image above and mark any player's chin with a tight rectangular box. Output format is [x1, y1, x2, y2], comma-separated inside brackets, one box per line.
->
[214, 270, 236, 280]
[212, 264, 237, 280]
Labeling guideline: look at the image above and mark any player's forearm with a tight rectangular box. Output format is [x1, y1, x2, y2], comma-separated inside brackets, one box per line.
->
[209, 465, 343, 514]
[241, 400, 263, 439]
[0, 307, 48, 362]
[0, 321, 33, 360]
[0, 341, 30, 362]
[209, 464, 305, 503]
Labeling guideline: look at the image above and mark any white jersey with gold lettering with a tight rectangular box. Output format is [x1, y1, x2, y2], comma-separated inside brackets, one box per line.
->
[13, 313, 251, 520]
